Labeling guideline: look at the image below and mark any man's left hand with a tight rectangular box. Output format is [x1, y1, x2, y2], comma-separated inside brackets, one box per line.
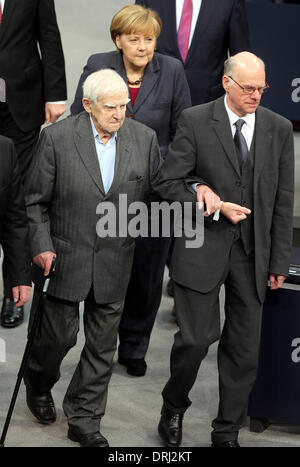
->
[12, 285, 31, 307]
[45, 103, 66, 124]
[269, 273, 287, 290]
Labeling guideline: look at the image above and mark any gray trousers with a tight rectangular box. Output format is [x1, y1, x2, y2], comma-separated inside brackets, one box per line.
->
[24, 286, 124, 434]
[163, 239, 263, 444]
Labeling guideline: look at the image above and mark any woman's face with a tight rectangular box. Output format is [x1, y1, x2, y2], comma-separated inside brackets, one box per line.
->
[115, 32, 156, 70]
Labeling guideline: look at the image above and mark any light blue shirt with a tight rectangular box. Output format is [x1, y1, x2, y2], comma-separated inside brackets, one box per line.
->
[90, 116, 117, 194]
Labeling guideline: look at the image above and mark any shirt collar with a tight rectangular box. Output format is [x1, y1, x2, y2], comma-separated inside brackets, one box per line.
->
[224, 95, 255, 131]
[89, 115, 118, 143]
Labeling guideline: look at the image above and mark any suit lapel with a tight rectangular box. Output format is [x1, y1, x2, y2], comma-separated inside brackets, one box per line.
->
[0, 0, 15, 44]
[74, 112, 105, 195]
[212, 97, 241, 177]
[169, 0, 181, 60]
[131, 54, 160, 114]
[253, 107, 273, 189]
[105, 119, 132, 198]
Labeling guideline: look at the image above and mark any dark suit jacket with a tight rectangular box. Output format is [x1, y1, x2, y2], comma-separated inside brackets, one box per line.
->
[25, 112, 162, 303]
[71, 51, 191, 158]
[0, 0, 67, 131]
[0, 135, 31, 286]
[136, 0, 251, 105]
[154, 97, 295, 302]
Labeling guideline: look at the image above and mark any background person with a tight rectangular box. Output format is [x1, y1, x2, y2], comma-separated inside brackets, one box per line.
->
[0, 0, 67, 328]
[0, 135, 31, 326]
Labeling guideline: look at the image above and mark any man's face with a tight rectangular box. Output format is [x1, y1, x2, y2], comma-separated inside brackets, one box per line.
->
[83, 90, 129, 136]
[223, 64, 266, 117]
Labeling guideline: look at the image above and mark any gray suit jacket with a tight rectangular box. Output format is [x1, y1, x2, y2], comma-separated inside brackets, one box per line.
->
[71, 51, 191, 158]
[25, 112, 161, 303]
[154, 97, 295, 302]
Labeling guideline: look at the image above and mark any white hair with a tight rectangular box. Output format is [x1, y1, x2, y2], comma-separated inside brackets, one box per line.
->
[83, 69, 128, 103]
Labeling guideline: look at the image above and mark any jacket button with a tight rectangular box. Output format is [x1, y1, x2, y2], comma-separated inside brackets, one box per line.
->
[127, 113, 134, 119]
[235, 181, 241, 186]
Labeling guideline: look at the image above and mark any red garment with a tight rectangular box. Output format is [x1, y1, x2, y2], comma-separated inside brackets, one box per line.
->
[0, 4, 2, 26]
[129, 86, 140, 108]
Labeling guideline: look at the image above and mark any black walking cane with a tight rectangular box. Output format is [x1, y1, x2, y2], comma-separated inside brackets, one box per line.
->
[0, 256, 56, 447]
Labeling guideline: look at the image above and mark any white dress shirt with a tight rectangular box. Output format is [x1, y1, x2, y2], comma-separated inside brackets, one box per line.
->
[224, 96, 256, 150]
[0, 0, 5, 11]
[176, 0, 202, 48]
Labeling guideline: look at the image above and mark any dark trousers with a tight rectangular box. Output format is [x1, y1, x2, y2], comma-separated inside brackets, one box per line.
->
[24, 286, 124, 434]
[163, 240, 263, 444]
[118, 233, 171, 359]
[0, 103, 40, 298]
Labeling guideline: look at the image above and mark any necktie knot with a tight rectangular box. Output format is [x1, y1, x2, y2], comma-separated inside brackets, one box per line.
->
[235, 119, 245, 133]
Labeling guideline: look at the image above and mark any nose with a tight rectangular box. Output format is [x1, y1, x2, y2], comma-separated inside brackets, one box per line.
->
[138, 39, 146, 50]
[114, 108, 122, 119]
[251, 89, 261, 100]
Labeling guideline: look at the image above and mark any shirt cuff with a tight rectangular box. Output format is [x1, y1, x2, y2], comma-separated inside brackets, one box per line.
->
[46, 101, 66, 105]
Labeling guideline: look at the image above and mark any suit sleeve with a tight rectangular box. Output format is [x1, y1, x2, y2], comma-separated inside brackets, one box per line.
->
[229, 0, 251, 54]
[37, 0, 67, 101]
[71, 55, 97, 115]
[153, 110, 212, 204]
[170, 60, 192, 141]
[25, 130, 56, 258]
[2, 142, 31, 287]
[269, 124, 295, 276]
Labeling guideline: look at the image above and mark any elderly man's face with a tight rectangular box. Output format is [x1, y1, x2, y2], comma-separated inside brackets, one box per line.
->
[84, 90, 129, 137]
[223, 63, 266, 117]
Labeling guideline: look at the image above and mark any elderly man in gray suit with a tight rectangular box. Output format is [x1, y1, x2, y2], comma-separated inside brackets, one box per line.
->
[154, 52, 295, 447]
[23, 69, 161, 447]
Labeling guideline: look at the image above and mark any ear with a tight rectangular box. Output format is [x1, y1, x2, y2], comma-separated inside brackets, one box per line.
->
[82, 98, 92, 113]
[115, 34, 122, 50]
[222, 75, 230, 93]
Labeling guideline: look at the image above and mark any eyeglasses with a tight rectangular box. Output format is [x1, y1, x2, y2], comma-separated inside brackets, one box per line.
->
[228, 76, 269, 95]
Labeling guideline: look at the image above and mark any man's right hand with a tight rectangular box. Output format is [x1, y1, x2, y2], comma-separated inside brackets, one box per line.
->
[33, 251, 56, 276]
[221, 202, 251, 224]
[196, 185, 221, 217]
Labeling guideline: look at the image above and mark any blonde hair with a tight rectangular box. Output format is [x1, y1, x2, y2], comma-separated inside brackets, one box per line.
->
[110, 4, 162, 46]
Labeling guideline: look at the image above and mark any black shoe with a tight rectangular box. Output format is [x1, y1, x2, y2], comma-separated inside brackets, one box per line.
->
[1, 298, 24, 328]
[68, 429, 109, 447]
[118, 357, 147, 376]
[158, 406, 183, 447]
[26, 388, 56, 425]
[166, 279, 174, 297]
[211, 440, 240, 448]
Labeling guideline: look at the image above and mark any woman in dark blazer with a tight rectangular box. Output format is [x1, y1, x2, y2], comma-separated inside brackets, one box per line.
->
[71, 4, 191, 376]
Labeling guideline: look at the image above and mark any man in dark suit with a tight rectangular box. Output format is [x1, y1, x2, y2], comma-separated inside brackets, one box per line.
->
[23, 69, 161, 447]
[0, 136, 31, 318]
[154, 52, 294, 447]
[0, 0, 67, 327]
[136, 0, 251, 106]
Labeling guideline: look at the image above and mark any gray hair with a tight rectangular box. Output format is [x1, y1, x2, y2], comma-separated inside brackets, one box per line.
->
[83, 69, 128, 103]
[224, 55, 265, 78]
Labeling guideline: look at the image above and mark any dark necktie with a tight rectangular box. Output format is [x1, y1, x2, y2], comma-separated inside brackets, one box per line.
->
[234, 119, 248, 164]
[177, 0, 193, 62]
